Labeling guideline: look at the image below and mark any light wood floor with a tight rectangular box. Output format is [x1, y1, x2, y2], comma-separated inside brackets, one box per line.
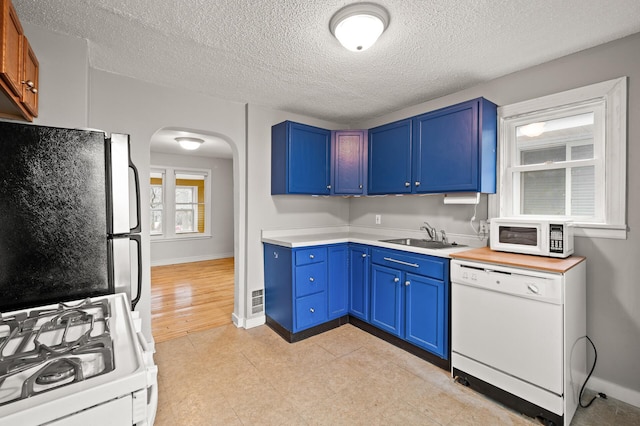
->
[150, 258, 234, 343]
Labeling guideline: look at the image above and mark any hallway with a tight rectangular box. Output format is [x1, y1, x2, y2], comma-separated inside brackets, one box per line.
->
[150, 257, 234, 343]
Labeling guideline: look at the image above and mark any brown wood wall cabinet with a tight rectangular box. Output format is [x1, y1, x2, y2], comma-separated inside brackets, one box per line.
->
[0, 0, 38, 121]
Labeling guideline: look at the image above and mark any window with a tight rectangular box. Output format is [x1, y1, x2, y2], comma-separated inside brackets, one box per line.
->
[491, 77, 627, 239]
[150, 167, 210, 239]
[175, 173, 206, 234]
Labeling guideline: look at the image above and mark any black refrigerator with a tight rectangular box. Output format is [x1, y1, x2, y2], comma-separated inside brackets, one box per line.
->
[0, 121, 141, 312]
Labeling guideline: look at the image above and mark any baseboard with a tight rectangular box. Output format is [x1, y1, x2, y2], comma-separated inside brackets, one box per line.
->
[587, 376, 640, 408]
[245, 315, 266, 329]
[150, 252, 233, 266]
[232, 313, 265, 329]
[232, 312, 242, 328]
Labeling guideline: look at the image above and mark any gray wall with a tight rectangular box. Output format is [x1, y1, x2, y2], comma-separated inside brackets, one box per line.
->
[244, 104, 349, 325]
[150, 152, 234, 266]
[352, 33, 640, 405]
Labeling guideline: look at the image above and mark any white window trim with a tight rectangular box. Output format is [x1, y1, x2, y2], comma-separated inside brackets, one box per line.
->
[489, 77, 627, 239]
[150, 165, 212, 241]
[150, 182, 164, 236]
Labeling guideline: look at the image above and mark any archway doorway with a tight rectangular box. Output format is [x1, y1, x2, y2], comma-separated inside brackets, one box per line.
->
[148, 128, 235, 343]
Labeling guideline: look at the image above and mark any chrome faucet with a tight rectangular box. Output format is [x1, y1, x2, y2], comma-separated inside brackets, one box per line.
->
[440, 230, 448, 244]
[420, 221, 437, 241]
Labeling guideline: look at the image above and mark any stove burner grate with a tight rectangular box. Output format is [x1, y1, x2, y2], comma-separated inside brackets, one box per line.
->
[0, 298, 115, 405]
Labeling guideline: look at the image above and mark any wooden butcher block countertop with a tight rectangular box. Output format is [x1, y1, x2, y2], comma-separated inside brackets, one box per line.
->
[450, 246, 586, 273]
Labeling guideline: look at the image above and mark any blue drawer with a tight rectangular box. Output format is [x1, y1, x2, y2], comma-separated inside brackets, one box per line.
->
[295, 262, 327, 297]
[295, 247, 327, 266]
[295, 292, 327, 331]
[371, 248, 444, 280]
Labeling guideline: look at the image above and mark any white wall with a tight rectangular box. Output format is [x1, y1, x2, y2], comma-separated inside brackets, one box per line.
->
[22, 22, 88, 128]
[150, 152, 234, 265]
[352, 32, 640, 406]
[87, 70, 246, 342]
[244, 104, 349, 325]
[349, 194, 489, 238]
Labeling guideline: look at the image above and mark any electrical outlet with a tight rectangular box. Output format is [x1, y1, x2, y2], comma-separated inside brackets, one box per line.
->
[479, 220, 488, 234]
[375, 214, 382, 225]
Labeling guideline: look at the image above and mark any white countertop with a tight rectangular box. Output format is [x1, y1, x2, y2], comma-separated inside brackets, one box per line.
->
[261, 226, 486, 258]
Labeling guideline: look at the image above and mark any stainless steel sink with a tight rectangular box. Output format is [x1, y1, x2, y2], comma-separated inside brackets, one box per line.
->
[380, 238, 466, 249]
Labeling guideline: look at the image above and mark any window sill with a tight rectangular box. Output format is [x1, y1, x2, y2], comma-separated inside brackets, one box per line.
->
[573, 223, 627, 240]
[151, 234, 212, 243]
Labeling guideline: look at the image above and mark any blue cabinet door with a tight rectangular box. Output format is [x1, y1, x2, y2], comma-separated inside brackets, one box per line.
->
[412, 98, 497, 193]
[332, 130, 367, 195]
[370, 264, 403, 337]
[271, 121, 331, 195]
[327, 244, 348, 319]
[348, 244, 370, 321]
[404, 273, 447, 357]
[368, 119, 412, 194]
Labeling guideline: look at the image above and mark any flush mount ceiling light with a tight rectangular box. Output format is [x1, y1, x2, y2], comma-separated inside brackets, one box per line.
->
[175, 137, 204, 150]
[330, 3, 389, 52]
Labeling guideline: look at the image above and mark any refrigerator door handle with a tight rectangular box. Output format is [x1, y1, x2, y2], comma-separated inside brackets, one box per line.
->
[129, 153, 142, 234]
[130, 234, 142, 309]
[110, 133, 141, 235]
[110, 234, 142, 310]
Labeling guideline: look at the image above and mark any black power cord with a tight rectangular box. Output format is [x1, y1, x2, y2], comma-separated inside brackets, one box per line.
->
[578, 335, 607, 408]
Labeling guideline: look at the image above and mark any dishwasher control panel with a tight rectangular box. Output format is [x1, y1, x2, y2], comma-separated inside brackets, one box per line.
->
[451, 260, 563, 304]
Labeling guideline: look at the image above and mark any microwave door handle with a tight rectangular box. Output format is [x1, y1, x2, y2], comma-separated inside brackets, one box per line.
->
[130, 234, 142, 310]
[128, 143, 142, 234]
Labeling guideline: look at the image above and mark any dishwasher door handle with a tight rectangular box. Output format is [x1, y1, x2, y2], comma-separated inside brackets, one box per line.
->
[527, 284, 540, 294]
[383, 257, 419, 268]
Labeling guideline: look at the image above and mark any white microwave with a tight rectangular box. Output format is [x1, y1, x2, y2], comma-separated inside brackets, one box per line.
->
[489, 218, 574, 258]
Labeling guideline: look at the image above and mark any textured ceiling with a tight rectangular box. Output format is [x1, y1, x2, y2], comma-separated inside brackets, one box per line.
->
[14, 0, 640, 125]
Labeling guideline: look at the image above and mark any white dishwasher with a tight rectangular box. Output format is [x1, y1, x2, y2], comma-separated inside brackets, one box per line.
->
[450, 257, 587, 426]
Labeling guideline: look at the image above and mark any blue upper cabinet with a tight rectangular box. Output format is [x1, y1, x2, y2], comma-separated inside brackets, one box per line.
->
[367, 119, 413, 194]
[272, 98, 496, 196]
[331, 130, 367, 195]
[412, 98, 497, 193]
[271, 121, 331, 195]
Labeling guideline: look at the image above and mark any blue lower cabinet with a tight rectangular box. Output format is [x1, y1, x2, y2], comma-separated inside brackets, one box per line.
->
[266, 242, 449, 360]
[264, 243, 349, 335]
[368, 248, 449, 358]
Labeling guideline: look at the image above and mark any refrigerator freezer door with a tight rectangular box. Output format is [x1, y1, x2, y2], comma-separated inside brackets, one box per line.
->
[0, 123, 110, 311]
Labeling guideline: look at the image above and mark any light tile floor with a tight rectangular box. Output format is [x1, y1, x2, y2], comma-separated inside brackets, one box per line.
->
[154, 323, 640, 425]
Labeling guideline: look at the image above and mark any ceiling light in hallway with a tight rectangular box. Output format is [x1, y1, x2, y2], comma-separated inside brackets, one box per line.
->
[175, 137, 204, 150]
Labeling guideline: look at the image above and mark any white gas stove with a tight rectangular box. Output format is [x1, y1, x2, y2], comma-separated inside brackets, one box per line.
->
[0, 293, 157, 426]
